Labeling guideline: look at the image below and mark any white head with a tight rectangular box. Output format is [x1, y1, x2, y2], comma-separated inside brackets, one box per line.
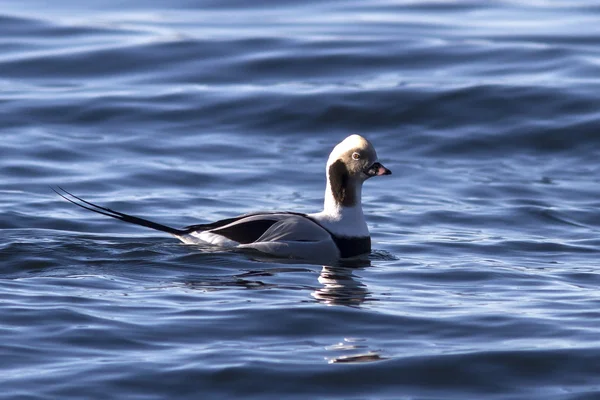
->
[324, 134, 391, 209]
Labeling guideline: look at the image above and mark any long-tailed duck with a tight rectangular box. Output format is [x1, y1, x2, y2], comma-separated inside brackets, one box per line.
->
[54, 134, 391, 262]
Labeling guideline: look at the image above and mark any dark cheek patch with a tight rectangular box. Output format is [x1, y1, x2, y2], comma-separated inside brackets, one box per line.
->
[329, 160, 355, 207]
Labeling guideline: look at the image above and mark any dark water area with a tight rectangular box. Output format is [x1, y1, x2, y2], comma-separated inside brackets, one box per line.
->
[2, 1, 600, 398]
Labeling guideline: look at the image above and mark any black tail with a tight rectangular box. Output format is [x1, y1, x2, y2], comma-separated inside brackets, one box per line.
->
[52, 186, 186, 236]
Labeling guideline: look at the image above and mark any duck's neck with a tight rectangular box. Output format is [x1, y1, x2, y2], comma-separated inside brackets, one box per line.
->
[323, 178, 363, 217]
[310, 175, 369, 238]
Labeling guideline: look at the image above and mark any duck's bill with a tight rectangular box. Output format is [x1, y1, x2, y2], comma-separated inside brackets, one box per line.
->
[365, 162, 392, 177]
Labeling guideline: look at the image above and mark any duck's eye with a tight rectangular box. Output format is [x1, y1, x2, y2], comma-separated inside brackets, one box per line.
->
[352, 152, 360, 160]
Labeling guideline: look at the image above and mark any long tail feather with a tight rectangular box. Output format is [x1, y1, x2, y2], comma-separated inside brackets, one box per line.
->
[52, 186, 185, 236]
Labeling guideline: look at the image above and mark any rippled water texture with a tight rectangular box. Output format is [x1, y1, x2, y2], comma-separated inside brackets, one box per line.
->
[2, 1, 600, 399]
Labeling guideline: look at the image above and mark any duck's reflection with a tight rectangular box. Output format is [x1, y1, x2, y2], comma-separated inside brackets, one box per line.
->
[311, 262, 372, 307]
[179, 253, 374, 307]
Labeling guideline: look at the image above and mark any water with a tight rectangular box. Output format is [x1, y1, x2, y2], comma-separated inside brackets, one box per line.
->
[2, 1, 600, 398]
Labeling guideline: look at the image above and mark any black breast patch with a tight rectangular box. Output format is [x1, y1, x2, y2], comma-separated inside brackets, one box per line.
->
[331, 235, 371, 258]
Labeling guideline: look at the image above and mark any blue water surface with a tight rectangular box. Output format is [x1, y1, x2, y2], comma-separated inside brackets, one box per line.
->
[2, 1, 600, 399]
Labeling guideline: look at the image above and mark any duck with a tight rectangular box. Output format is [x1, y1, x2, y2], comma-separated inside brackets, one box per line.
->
[54, 134, 391, 262]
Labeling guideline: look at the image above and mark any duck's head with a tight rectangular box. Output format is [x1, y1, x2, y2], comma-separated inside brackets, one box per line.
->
[326, 134, 391, 207]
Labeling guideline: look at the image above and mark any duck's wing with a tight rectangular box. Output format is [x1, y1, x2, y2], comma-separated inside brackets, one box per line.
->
[185, 212, 332, 245]
[233, 214, 341, 261]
